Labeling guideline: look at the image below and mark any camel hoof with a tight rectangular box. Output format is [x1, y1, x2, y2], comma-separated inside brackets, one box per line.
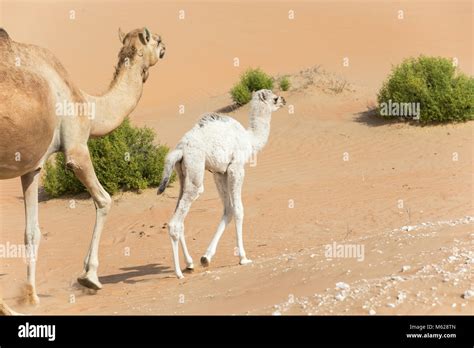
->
[0, 302, 22, 316]
[200, 256, 210, 267]
[77, 275, 102, 290]
[177, 273, 184, 279]
[23, 284, 40, 305]
[239, 258, 253, 265]
[185, 263, 194, 271]
[28, 294, 40, 306]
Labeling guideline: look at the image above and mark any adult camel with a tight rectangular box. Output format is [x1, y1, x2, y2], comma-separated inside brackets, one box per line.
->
[0, 27, 165, 307]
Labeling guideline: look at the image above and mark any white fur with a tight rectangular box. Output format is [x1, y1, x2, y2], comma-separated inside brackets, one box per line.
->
[159, 89, 285, 278]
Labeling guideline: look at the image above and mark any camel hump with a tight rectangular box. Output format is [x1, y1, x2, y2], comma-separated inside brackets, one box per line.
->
[0, 28, 10, 40]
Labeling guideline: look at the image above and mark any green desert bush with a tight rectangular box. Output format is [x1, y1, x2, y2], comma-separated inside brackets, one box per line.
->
[377, 56, 474, 124]
[230, 68, 274, 105]
[43, 118, 172, 197]
[279, 76, 291, 91]
[230, 82, 252, 106]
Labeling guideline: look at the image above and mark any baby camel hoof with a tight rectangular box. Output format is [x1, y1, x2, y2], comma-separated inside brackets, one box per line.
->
[239, 258, 253, 265]
[185, 264, 194, 272]
[200, 256, 210, 267]
[77, 274, 103, 290]
[176, 273, 185, 279]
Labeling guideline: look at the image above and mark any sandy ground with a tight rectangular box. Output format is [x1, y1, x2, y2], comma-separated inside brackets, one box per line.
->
[0, 0, 473, 315]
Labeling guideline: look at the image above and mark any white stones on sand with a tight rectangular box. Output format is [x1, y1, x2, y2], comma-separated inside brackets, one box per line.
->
[401, 265, 411, 272]
[336, 282, 350, 291]
[397, 291, 407, 302]
[462, 290, 474, 299]
[401, 225, 416, 232]
[335, 282, 350, 301]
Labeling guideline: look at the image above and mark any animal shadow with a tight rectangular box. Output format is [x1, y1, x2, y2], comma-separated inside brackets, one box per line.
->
[100, 263, 172, 285]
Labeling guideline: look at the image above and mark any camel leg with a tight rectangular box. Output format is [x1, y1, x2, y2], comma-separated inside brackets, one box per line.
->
[227, 163, 252, 265]
[20, 169, 42, 305]
[0, 294, 21, 315]
[174, 161, 185, 207]
[0, 296, 19, 315]
[179, 233, 194, 271]
[201, 173, 233, 267]
[168, 188, 200, 278]
[65, 146, 112, 290]
[167, 156, 204, 278]
[171, 162, 194, 271]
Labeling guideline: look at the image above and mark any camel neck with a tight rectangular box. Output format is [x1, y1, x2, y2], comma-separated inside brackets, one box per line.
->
[87, 63, 144, 137]
[248, 104, 272, 153]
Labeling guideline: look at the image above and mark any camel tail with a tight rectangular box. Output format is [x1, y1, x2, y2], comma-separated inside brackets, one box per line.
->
[157, 148, 183, 195]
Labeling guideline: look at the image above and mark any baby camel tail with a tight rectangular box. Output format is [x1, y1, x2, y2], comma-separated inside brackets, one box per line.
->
[158, 89, 285, 279]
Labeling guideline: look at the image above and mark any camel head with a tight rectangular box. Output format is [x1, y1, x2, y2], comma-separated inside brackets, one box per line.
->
[117, 27, 166, 82]
[252, 89, 286, 112]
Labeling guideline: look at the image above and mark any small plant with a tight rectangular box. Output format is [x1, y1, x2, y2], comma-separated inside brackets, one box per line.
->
[229, 82, 252, 106]
[377, 56, 474, 123]
[279, 76, 291, 91]
[230, 68, 274, 105]
[329, 79, 347, 94]
[43, 118, 172, 197]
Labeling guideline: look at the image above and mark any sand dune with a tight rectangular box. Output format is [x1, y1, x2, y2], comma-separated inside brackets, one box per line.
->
[0, 0, 473, 314]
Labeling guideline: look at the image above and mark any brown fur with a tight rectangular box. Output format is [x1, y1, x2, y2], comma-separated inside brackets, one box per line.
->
[0, 54, 56, 178]
[0, 27, 165, 307]
[113, 45, 138, 82]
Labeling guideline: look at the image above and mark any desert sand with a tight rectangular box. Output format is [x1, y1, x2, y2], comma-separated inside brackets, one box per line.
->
[0, 0, 472, 315]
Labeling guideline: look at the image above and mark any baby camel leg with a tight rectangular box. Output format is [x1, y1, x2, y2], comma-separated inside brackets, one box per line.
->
[227, 163, 252, 265]
[201, 173, 233, 267]
[168, 188, 199, 278]
[174, 162, 194, 271]
[174, 160, 185, 207]
[168, 159, 204, 278]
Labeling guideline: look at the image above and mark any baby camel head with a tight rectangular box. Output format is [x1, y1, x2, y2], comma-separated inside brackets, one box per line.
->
[251, 89, 286, 112]
[117, 27, 166, 82]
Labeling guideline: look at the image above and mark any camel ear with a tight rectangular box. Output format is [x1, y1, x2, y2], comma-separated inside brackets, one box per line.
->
[258, 90, 267, 102]
[139, 27, 151, 45]
[118, 28, 126, 43]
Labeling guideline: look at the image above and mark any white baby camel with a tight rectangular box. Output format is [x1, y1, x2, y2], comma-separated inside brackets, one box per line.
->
[158, 89, 285, 278]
